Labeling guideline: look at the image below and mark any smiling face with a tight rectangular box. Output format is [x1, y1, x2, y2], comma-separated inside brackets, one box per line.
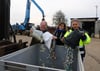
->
[40, 21, 47, 31]
[58, 24, 65, 30]
[71, 20, 80, 30]
[57, 22, 66, 30]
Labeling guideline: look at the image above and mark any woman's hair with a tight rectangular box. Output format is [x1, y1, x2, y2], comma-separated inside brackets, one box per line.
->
[57, 22, 66, 30]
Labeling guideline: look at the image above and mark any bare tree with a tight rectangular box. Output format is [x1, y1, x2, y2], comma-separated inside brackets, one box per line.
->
[53, 10, 67, 26]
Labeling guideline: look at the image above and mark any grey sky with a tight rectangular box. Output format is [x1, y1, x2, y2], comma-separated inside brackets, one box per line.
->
[11, 0, 100, 25]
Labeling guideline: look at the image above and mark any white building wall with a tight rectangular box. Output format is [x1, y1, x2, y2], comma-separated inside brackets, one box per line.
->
[95, 20, 100, 35]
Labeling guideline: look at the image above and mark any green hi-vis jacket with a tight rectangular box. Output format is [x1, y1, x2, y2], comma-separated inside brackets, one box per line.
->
[64, 29, 91, 47]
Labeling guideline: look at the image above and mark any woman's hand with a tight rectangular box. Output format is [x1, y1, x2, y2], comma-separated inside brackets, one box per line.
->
[52, 36, 57, 40]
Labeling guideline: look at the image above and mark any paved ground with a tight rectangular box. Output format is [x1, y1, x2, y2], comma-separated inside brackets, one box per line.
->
[16, 35, 100, 71]
[84, 38, 100, 71]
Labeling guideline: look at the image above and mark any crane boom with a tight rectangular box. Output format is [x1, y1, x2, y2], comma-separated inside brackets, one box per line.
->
[23, 0, 45, 27]
[31, 0, 45, 19]
[23, 0, 31, 26]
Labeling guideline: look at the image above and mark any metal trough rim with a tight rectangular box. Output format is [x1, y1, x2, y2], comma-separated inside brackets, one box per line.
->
[0, 60, 66, 71]
[0, 44, 32, 60]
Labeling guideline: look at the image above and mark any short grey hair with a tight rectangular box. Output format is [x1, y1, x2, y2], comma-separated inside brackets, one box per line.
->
[71, 19, 81, 27]
[71, 18, 80, 24]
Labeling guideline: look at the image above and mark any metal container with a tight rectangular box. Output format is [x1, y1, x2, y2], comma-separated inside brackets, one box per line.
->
[0, 44, 80, 71]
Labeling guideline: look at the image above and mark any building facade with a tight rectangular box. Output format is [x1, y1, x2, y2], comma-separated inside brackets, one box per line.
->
[71, 17, 99, 37]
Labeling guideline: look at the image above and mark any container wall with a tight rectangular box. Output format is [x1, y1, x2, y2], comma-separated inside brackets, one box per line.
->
[0, 44, 79, 71]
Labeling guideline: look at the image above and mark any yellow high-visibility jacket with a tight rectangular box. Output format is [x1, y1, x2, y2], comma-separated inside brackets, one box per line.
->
[64, 29, 91, 59]
[64, 29, 91, 46]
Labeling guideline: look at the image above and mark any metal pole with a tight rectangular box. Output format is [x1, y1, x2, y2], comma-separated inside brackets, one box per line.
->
[95, 5, 98, 18]
[0, 0, 10, 40]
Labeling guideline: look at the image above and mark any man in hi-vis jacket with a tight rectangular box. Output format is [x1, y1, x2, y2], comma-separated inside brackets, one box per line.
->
[64, 19, 91, 61]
